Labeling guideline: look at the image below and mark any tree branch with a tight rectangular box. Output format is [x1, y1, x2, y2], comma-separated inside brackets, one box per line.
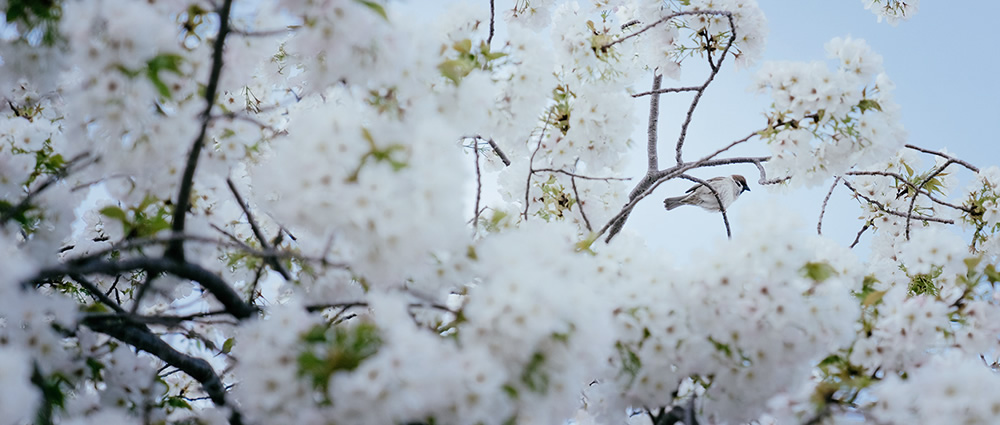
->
[841, 180, 954, 226]
[226, 178, 292, 280]
[35, 257, 257, 320]
[570, 173, 592, 232]
[81, 316, 241, 424]
[817, 176, 841, 235]
[473, 137, 483, 231]
[1, 152, 94, 225]
[679, 174, 731, 239]
[850, 222, 871, 248]
[632, 86, 701, 97]
[604, 10, 732, 49]
[532, 168, 630, 181]
[905, 160, 956, 240]
[647, 73, 663, 172]
[487, 138, 511, 166]
[168, 0, 236, 262]
[905, 144, 979, 173]
[675, 12, 736, 164]
[487, 0, 496, 46]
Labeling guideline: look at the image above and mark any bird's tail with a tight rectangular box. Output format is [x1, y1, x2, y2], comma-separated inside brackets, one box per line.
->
[663, 196, 686, 211]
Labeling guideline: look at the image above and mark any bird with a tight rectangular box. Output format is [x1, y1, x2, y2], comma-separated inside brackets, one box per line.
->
[663, 175, 750, 212]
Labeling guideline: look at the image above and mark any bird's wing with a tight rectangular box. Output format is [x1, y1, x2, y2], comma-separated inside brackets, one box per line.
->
[684, 177, 723, 193]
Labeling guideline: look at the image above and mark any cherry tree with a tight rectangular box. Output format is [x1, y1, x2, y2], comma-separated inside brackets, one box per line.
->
[6, 0, 1000, 424]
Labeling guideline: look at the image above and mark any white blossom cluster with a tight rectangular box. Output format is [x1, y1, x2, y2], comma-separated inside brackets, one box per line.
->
[3, 0, 1000, 425]
[871, 352, 1000, 424]
[863, 0, 919, 25]
[590, 206, 861, 424]
[756, 37, 906, 187]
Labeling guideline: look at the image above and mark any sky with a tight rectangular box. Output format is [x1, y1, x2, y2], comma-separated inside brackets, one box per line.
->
[626, 1, 1000, 258]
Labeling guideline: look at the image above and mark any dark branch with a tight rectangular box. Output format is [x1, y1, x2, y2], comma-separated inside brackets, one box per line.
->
[168, 0, 236, 262]
[81, 316, 234, 412]
[850, 223, 870, 249]
[632, 86, 701, 98]
[841, 180, 953, 226]
[487, 138, 511, 166]
[35, 256, 257, 320]
[679, 174, 731, 239]
[904, 144, 979, 173]
[1, 152, 94, 225]
[675, 12, 737, 164]
[647, 73, 663, 172]
[70, 274, 125, 313]
[473, 138, 483, 231]
[532, 168, 630, 181]
[818, 176, 841, 235]
[226, 178, 292, 280]
[570, 174, 592, 232]
[904, 160, 956, 240]
[846, 170, 974, 213]
[487, 0, 496, 46]
[603, 10, 732, 49]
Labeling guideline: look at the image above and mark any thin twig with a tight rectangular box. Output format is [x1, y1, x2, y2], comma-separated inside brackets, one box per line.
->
[647, 73, 663, 172]
[678, 174, 731, 239]
[675, 12, 736, 164]
[130, 273, 159, 314]
[532, 168, 630, 181]
[570, 174, 592, 232]
[632, 86, 701, 98]
[818, 176, 841, 235]
[81, 316, 237, 415]
[305, 301, 456, 314]
[229, 27, 293, 37]
[70, 274, 125, 313]
[905, 144, 979, 173]
[751, 159, 788, 185]
[604, 10, 733, 49]
[523, 113, 553, 220]
[473, 139, 483, 232]
[35, 257, 258, 320]
[846, 170, 974, 213]
[168, 0, 236, 262]
[210, 112, 282, 135]
[487, 0, 496, 46]
[850, 223, 871, 249]
[842, 180, 953, 226]
[1, 152, 94, 224]
[905, 160, 955, 240]
[487, 138, 511, 166]
[604, 133, 765, 242]
[226, 178, 292, 280]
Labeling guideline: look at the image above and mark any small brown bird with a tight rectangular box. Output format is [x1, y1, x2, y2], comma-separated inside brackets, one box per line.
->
[663, 175, 750, 212]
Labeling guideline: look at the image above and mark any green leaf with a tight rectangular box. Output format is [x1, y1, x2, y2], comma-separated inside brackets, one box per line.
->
[438, 58, 475, 84]
[99, 206, 128, 223]
[863, 290, 886, 306]
[902, 162, 914, 177]
[164, 396, 192, 410]
[354, 0, 388, 21]
[221, 337, 235, 354]
[520, 352, 549, 393]
[801, 262, 837, 283]
[146, 53, 185, 99]
[985, 264, 1000, 284]
[452, 38, 472, 54]
[857, 99, 882, 113]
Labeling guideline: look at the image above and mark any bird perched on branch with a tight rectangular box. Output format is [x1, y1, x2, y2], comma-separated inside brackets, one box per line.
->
[664, 175, 750, 212]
